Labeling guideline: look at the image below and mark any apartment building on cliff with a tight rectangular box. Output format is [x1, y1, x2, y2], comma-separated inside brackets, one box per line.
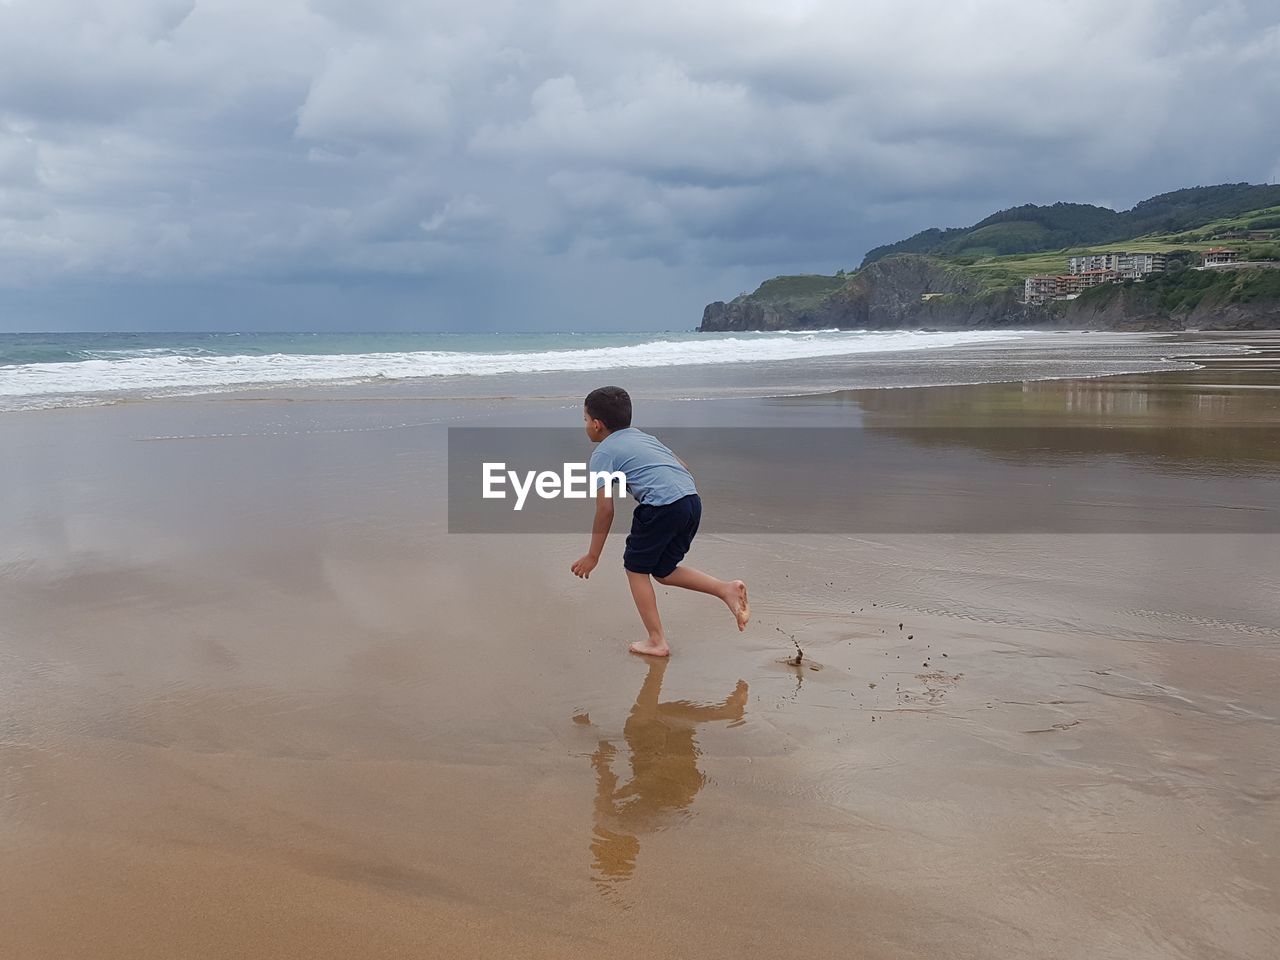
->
[1025, 250, 1167, 304]
[1068, 251, 1167, 279]
[1023, 270, 1119, 304]
[1202, 247, 1240, 266]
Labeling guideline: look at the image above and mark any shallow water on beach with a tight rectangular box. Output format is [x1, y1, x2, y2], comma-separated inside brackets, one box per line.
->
[1, 334, 1278, 958]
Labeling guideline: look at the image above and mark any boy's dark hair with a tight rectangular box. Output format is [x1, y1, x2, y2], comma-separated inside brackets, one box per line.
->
[585, 386, 632, 432]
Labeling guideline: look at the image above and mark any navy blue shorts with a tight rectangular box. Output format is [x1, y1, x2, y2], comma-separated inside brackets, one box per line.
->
[623, 494, 701, 578]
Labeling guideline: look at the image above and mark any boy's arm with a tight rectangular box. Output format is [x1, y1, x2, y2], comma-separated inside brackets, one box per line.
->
[571, 484, 615, 579]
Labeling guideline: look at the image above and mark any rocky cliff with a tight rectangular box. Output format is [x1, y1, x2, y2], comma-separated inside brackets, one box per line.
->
[700, 254, 1280, 332]
[1058, 278, 1280, 331]
[701, 255, 1036, 331]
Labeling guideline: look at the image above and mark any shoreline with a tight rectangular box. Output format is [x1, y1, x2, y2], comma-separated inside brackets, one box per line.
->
[1, 329, 1266, 415]
[1, 335, 1277, 959]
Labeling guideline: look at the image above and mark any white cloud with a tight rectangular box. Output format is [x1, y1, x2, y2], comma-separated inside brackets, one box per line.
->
[0, 126, 40, 187]
[0, 0, 1277, 327]
[296, 48, 454, 145]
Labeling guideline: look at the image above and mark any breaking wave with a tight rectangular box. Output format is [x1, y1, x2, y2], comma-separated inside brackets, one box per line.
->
[0, 330, 1024, 409]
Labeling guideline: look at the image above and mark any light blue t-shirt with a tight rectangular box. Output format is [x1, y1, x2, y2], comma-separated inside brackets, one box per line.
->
[589, 427, 698, 506]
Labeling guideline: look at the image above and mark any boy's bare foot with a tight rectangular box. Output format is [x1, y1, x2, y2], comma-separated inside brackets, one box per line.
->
[724, 580, 750, 631]
[629, 639, 670, 657]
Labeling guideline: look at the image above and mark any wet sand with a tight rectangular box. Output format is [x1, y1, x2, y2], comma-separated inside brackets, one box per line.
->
[2, 336, 1279, 958]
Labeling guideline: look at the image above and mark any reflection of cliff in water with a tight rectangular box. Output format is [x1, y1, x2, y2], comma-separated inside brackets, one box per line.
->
[588, 660, 747, 892]
[844, 375, 1280, 471]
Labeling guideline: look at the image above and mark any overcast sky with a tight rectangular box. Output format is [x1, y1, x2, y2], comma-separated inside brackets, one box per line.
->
[1, 0, 1278, 332]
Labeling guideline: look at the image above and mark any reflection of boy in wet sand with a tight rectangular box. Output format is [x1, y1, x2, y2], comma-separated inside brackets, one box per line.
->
[571, 386, 750, 657]
[589, 658, 748, 885]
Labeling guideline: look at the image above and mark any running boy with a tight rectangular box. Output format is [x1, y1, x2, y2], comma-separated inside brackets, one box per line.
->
[570, 386, 750, 657]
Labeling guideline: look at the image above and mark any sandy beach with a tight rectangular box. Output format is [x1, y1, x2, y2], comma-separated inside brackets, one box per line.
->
[2, 333, 1278, 959]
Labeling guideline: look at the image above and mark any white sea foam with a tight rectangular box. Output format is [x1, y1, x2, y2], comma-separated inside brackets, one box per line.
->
[0, 330, 1024, 408]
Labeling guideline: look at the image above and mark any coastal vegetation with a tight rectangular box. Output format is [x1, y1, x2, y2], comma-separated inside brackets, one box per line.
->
[861, 184, 1280, 265]
[746, 274, 848, 308]
[702, 183, 1280, 332]
[1077, 263, 1280, 313]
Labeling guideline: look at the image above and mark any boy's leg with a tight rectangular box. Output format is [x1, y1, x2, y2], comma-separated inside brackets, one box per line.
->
[654, 565, 726, 596]
[655, 566, 750, 631]
[626, 571, 670, 657]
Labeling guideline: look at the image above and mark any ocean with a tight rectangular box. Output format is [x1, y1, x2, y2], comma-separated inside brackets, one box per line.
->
[0, 329, 1031, 411]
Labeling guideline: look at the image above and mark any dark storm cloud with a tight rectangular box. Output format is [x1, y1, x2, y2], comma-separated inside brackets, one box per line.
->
[0, 0, 1277, 330]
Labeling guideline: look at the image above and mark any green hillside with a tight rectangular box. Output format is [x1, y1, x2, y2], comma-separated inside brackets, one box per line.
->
[747, 273, 848, 306]
[1074, 259, 1280, 312]
[704, 183, 1280, 333]
[957, 215, 1280, 292]
[862, 183, 1280, 266]
[742, 201, 1280, 301]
